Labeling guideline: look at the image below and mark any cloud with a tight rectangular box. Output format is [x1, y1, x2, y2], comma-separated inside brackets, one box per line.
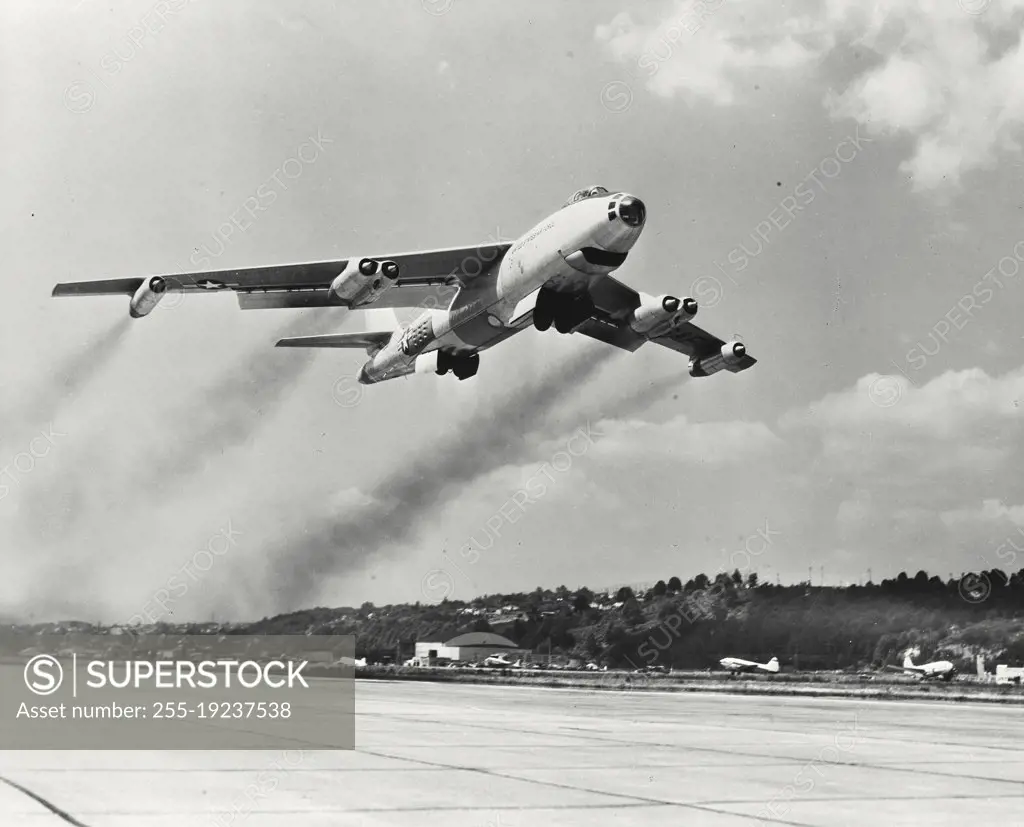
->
[591, 413, 781, 467]
[788, 368, 1024, 435]
[596, 6, 822, 106]
[941, 499, 1024, 528]
[776, 364, 1024, 577]
[781, 367, 1024, 481]
[596, 0, 1024, 190]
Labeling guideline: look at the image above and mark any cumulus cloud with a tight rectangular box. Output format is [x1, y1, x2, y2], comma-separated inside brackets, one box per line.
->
[781, 368, 1024, 483]
[596, 0, 1024, 190]
[941, 498, 1024, 527]
[592, 413, 781, 467]
[778, 364, 1024, 576]
[786, 368, 1024, 438]
[596, 6, 823, 106]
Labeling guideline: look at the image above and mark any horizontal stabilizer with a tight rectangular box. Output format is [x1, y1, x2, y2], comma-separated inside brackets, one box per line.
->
[275, 332, 393, 350]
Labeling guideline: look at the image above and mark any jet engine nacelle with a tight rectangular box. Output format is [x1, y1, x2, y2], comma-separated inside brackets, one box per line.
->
[329, 258, 400, 307]
[129, 276, 168, 318]
[629, 294, 698, 336]
[689, 341, 747, 377]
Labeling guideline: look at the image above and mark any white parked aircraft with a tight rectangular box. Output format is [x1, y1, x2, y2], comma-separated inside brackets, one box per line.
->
[719, 656, 780, 674]
[885, 652, 956, 682]
[52, 186, 756, 384]
[482, 653, 514, 668]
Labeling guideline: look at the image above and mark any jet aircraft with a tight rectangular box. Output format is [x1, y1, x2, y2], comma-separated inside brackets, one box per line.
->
[52, 186, 757, 385]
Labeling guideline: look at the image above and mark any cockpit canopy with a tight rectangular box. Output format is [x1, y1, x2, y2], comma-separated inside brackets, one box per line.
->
[563, 185, 611, 208]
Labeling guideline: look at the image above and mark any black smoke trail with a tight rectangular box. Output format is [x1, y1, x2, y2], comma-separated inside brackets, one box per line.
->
[2, 317, 131, 441]
[259, 344, 618, 611]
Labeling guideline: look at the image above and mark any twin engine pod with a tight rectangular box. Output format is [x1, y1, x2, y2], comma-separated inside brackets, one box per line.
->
[629, 293, 698, 336]
[329, 257, 401, 306]
[129, 276, 168, 318]
[689, 341, 747, 377]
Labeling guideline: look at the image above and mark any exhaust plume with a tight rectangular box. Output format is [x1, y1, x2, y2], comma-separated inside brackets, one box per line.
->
[14, 310, 338, 542]
[598, 371, 685, 420]
[2, 317, 130, 438]
[258, 344, 617, 611]
[133, 309, 337, 496]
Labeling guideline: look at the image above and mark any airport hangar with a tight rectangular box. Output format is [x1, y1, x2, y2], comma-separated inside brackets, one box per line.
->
[414, 631, 530, 664]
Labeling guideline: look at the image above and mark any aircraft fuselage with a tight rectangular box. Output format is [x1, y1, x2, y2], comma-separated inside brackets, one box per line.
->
[357, 191, 646, 384]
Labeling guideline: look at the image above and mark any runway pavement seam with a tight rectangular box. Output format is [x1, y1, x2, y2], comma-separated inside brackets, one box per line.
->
[356, 746, 810, 825]
[7, 685, 1020, 825]
[696, 793, 1024, 805]
[358, 709, 1024, 790]
[0, 775, 91, 827]
[364, 702, 1024, 753]
[361, 678, 1024, 707]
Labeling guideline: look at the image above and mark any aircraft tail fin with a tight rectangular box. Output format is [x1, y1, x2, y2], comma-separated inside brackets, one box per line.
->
[903, 652, 916, 669]
[765, 656, 779, 673]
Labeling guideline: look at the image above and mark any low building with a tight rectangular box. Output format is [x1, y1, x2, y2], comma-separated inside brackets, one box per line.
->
[414, 632, 529, 665]
[996, 665, 1024, 685]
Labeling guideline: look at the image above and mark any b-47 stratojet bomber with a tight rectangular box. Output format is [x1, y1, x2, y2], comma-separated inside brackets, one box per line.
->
[53, 186, 756, 385]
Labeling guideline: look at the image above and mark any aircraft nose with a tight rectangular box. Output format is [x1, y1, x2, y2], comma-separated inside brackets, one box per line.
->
[617, 196, 646, 227]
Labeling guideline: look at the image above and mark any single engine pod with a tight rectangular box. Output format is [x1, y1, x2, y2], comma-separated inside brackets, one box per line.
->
[689, 340, 746, 377]
[129, 276, 168, 318]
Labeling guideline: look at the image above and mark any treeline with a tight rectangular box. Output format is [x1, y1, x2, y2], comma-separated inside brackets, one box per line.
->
[241, 568, 1024, 672]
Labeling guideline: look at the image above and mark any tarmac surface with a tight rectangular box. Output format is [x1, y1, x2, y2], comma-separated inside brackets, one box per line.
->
[1, 679, 1023, 825]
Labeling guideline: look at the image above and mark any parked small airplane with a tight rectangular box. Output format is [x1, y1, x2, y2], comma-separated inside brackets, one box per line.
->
[52, 186, 756, 385]
[885, 652, 956, 681]
[719, 656, 780, 674]
[482, 653, 514, 668]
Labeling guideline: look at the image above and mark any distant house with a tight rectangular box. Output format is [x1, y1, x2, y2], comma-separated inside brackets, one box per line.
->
[414, 632, 529, 664]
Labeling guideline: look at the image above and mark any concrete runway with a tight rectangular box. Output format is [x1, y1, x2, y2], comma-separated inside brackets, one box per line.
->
[2, 680, 1023, 825]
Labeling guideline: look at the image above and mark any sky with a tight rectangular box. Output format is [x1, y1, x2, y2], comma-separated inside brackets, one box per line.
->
[2, 0, 1024, 622]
